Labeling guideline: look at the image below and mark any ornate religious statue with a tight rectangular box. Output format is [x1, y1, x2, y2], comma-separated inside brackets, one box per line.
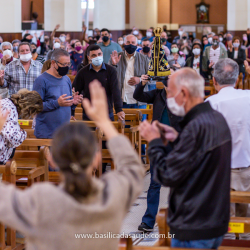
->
[196, 0, 210, 23]
[147, 27, 171, 80]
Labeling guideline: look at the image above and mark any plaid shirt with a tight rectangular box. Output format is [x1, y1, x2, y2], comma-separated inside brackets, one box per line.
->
[2, 59, 43, 96]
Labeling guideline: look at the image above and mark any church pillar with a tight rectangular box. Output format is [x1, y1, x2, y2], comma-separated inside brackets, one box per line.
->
[44, 0, 82, 31]
[93, 0, 125, 30]
[227, 0, 250, 31]
[0, 0, 21, 33]
[129, 0, 157, 30]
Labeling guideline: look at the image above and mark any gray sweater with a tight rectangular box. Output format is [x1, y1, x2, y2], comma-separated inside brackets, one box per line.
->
[0, 135, 144, 250]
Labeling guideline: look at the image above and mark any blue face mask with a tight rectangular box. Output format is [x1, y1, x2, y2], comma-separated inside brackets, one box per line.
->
[92, 56, 103, 66]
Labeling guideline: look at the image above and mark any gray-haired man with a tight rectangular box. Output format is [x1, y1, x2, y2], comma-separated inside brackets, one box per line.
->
[33, 49, 83, 139]
[139, 68, 231, 249]
[207, 58, 250, 240]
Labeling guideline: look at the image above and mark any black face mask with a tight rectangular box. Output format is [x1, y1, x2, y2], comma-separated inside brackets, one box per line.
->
[102, 36, 109, 42]
[56, 64, 69, 76]
[142, 46, 150, 53]
[32, 48, 37, 54]
[124, 44, 137, 54]
[161, 38, 167, 43]
[182, 36, 187, 40]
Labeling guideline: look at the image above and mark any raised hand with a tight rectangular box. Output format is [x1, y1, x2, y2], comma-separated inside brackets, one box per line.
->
[82, 80, 118, 139]
[55, 24, 60, 30]
[209, 61, 215, 69]
[110, 51, 121, 65]
[58, 94, 73, 107]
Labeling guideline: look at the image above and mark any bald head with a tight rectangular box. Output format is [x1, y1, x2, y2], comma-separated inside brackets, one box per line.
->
[161, 32, 168, 39]
[125, 35, 137, 46]
[169, 68, 205, 98]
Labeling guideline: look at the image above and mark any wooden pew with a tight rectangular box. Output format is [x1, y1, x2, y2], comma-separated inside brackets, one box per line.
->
[0, 160, 25, 250]
[13, 146, 49, 189]
[155, 207, 250, 248]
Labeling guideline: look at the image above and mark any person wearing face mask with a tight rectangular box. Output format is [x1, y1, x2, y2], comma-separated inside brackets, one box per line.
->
[0, 42, 17, 71]
[0, 42, 43, 97]
[185, 43, 207, 78]
[161, 32, 172, 51]
[133, 74, 182, 232]
[172, 28, 184, 43]
[108, 34, 149, 110]
[142, 28, 154, 42]
[31, 42, 45, 64]
[138, 68, 231, 249]
[21, 33, 33, 43]
[70, 41, 84, 76]
[167, 43, 185, 70]
[0, 42, 17, 98]
[177, 32, 192, 57]
[12, 39, 21, 59]
[227, 37, 246, 74]
[97, 28, 122, 64]
[45, 38, 62, 61]
[118, 37, 124, 50]
[202, 34, 228, 74]
[139, 39, 151, 59]
[242, 33, 248, 50]
[33, 49, 83, 139]
[73, 45, 124, 122]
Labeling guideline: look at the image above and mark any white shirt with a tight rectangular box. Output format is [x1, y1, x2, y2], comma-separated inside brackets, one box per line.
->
[122, 52, 137, 104]
[234, 50, 238, 59]
[0, 99, 26, 164]
[206, 87, 250, 169]
[193, 57, 200, 74]
[209, 46, 220, 68]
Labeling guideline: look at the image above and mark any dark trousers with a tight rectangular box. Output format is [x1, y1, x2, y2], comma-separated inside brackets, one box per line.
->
[141, 163, 161, 228]
[82, 112, 114, 174]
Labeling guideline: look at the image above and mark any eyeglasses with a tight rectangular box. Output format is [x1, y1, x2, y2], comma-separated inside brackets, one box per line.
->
[55, 60, 71, 67]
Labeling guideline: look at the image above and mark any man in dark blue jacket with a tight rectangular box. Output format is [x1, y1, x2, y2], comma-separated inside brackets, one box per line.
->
[134, 75, 181, 232]
[139, 68, 231, 249]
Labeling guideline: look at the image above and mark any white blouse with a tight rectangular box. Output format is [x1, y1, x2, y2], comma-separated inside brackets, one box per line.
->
[0, 99, 26, 164]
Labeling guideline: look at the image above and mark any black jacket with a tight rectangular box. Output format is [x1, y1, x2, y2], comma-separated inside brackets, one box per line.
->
[228, 48, 246, 73]
[148, 102, 231, 241]
[72, 63, 123, 118]
[185, 54, 208, 79]
[133, 82, 181, 131]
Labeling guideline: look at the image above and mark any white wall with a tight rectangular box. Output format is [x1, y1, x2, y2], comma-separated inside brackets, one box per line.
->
[0, 0, 21, 33]
[44, 0, 82, 31]
[93, 0, 125, 30]
[129, 0, 157, 30]
[227, 0, 250, 30]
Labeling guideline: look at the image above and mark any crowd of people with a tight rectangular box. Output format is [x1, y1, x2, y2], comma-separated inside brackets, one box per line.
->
[0, 23, 249, 249]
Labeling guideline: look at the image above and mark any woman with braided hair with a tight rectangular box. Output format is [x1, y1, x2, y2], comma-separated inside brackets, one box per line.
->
[0, 88, 43, 164]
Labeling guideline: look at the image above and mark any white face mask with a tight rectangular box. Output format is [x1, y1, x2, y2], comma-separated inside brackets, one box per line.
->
[3, 49, 12, 58]
[167, 91, 185, 117]
[233, 43, 240, 48]
[20, 53, 32, 62]
[208, 37, 213, 44]
[178, 30, 183, 36]
[219, 37, 223, 42]
[146, 31, 152, 38]
[192, 48, 201, 56]
[133, 30, 139, 36]
[54, 42, 61, 49]
[118, 40, 124, 45]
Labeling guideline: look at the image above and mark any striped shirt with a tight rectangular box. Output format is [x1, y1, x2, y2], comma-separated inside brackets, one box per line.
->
[2, 59, 43, 96]
[209, 46, 220, 68]
[35, 55, 46, 64]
